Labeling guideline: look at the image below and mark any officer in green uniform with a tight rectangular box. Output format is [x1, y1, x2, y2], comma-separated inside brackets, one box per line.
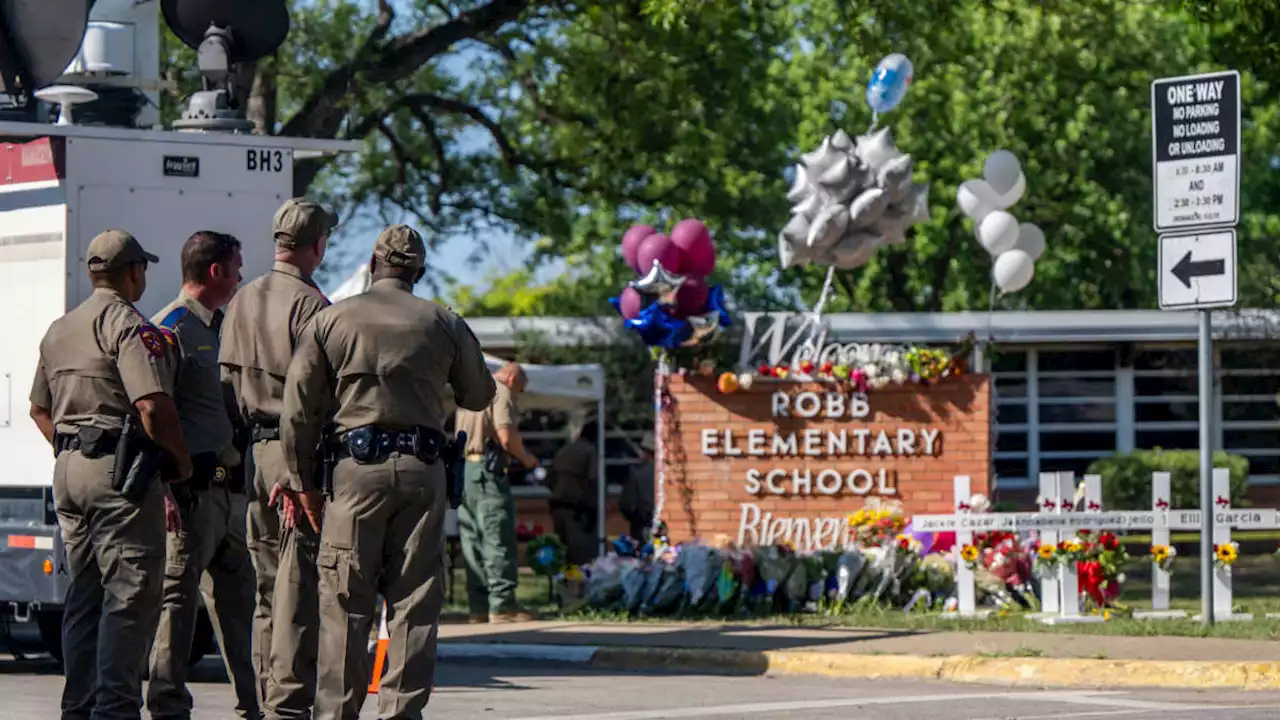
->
[147, 231, 260, 720]
[29, 229, 192, 719]
[455, 362, 541, 623]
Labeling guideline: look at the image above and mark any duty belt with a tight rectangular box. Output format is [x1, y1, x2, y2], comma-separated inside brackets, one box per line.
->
[54, 427, 120, 457]
[333, 425, 445, 464]
[251, 424, 280, 442]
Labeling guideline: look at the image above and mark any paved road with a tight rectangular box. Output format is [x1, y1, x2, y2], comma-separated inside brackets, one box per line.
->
[2, 653, 1280, 719]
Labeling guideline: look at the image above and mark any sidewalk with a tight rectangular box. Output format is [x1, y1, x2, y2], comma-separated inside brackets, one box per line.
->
[437, 621, 1280, 690]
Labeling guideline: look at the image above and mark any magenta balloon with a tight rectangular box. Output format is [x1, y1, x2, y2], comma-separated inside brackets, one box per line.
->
[670, 218, 715, 277]
[619, 286, 644, 319]
[621, 224, 657, 273]
[674, 277, 709, 317]
[635, 233, 682, 274]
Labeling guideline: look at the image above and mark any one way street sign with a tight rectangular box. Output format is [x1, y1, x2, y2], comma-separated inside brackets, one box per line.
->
[1158, 229, 1237, 310]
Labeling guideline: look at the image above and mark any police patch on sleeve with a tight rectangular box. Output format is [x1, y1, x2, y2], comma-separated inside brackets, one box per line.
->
[139, 325, 165, 358]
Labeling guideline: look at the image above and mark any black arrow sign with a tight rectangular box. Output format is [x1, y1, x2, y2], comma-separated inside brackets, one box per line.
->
[1171, 250, 1225, 289]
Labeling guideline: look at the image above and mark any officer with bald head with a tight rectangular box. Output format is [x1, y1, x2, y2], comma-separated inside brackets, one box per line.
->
[280, 224, 495, 717]
[219, 197, 336, 718]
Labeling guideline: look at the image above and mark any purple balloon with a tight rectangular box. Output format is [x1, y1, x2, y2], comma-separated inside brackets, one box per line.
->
[636, 233, 682, 274]
[621, 224, 657, 273]
[670, 219, 715, 278]
[619, 286, 644, 319]
[674, 277, 709, 317]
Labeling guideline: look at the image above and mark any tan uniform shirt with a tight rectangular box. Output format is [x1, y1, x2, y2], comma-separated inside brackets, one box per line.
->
[153, 291, 231, 456]
[30, 288, 177, 432]
[280, 278, 496, 489]
[219, 261, 329, 427]
[549, 439, 598, 506]
[456, 383, 517, 456]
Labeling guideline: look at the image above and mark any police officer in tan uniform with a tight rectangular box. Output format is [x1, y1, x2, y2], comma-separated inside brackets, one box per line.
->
[147, 231, 260, 720]
[549, 420, 600, 566]
[455, 363, 541, 623]
[28, 229, 192, 719]
[219, 199, 334, 718]
[280, 225, 495, 719]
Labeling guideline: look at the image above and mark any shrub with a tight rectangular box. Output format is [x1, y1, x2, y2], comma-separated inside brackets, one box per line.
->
[1088, 449, 1250, 510]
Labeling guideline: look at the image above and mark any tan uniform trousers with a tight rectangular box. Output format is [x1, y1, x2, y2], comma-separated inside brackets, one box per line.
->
[147, 483, 260, 719]
[52, 449, 166, 720]
[314, 453, 446, 720]
[246, 440, 320, 720]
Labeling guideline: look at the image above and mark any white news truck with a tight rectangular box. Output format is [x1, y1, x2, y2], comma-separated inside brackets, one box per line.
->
[0, 121, 357, 661]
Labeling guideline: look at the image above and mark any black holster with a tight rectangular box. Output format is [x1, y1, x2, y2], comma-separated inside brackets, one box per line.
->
[445, 431, 467, 510]
[482, 438, 506, 476]
[187, 453, 218, 492]
[111, 416, 163, 502]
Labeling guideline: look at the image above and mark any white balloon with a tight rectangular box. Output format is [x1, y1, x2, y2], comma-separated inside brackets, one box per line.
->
[993, 249, 1035, 293]
[977, 210, 1019, 256]
[956, 179, 999, 222]
[991, 171, 1025, 210]
[1014, 222, 1045, 261]
[983, 149, 1022, 196]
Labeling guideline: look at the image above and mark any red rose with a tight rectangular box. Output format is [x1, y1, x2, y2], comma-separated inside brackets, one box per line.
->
[1078, 529, 1092, 537]
[799, 360, 815, 374]
[758, 364, 773, 377]
[820, 362, 834, 374]
[1100, 532, 1119, 551]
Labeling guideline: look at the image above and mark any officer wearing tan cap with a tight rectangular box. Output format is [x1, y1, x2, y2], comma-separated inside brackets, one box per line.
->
[280, 224, 495, 718]
[29, 229, 192, 718]
[219, 198, 334, 717]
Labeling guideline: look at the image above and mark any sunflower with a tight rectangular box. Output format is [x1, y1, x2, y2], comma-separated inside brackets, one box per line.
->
[1214, 542, 1239, 566]
[1150, 545, 1170, 564]
[1063, 539, 1083, 554]
[960, 544, 980, 563]
[1037, 544, 1056, 561]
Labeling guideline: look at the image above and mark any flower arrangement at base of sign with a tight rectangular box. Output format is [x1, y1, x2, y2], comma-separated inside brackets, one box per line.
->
[1150, 544, 1176, 573]
[555, 564, 587, 607]
[847, 499, 908, 546]
[1214, 541, 1240, 569]
[738, 339, 974, 393]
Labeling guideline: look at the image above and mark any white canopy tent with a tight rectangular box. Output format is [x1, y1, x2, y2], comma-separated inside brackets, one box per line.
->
[326, 264, 610, 554]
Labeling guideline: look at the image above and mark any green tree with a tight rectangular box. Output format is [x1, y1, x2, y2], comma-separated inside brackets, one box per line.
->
[162, 1, 1280, 314]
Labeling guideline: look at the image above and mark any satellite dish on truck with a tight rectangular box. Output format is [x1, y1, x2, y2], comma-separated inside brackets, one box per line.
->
[162, 0, 289, 133]
[0, 0, 93, 117]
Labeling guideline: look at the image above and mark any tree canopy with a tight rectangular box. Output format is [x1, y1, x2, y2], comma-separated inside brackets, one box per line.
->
[161, 0, 1280, 313]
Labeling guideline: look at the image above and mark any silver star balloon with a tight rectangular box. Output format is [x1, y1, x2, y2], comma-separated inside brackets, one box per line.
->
[681, 311, 722, 347]
[629, 259, 686, 306]
[778, 125, 932, 271]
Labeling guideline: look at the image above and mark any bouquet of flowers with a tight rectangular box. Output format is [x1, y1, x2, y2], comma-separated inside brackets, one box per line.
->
[526, 534, 567, 577]
[1150, 544, 1176, 573]
[847, 499, 908, 548]
[679, 542, 721, 610]
[1074, 530, 1128, 610]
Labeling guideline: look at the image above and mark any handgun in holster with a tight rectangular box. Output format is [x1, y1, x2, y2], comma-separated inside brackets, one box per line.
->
[445, 431, 467, 509]
[482, 437, 506, 476]
[111, 415, 163, 503]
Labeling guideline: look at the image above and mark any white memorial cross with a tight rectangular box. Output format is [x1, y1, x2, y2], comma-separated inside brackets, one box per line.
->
[914, 470, 1279, 622]
[1134, 471, 1186, 620]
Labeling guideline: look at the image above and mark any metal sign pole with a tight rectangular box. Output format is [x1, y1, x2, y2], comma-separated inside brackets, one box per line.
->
[1197, 309, 1215, 626]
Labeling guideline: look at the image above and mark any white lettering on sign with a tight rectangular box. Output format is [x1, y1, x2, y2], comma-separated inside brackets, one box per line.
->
[1152, 71, 1240, 231]
[742, 468, 896, 497]
[737, 504, 857, 551]
[770, 391, 870, 419]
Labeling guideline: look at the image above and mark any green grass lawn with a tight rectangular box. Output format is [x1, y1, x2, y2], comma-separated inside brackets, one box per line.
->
[444, 551, 1280, 640]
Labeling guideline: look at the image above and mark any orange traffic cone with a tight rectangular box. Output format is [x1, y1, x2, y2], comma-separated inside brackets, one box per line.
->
[368, 602, 390, 693]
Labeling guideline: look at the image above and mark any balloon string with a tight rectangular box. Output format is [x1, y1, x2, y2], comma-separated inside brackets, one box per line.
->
[650, 350, 669, 538]
[868, 112, 879, 133]
[802, 267, 838, 361]
[985, 277, 997, 349]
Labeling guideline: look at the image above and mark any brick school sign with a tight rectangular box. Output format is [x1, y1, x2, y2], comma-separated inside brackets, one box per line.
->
[660, 374, 991, 551]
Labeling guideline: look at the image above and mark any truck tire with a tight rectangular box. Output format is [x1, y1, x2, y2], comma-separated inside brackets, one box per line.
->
[35, 608, 64, 666]
[187, 608, 216, 668]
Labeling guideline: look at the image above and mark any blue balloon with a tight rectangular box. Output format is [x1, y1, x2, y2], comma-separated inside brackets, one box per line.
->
[705, 284, 732, 329]
[866, 53, 914, 114]
[625, 304, 692, 348]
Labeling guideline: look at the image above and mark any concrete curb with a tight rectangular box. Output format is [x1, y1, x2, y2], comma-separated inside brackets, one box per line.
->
[440, 643, 1280, 690]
